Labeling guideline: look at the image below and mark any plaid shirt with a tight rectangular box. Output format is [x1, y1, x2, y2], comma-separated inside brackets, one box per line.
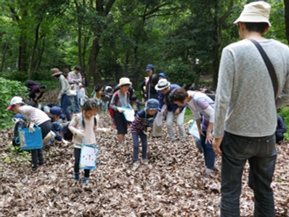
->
[131, 109, 155, 134]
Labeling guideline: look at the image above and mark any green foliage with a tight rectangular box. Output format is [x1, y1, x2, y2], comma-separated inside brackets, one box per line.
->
[278, 106, 289, 141]
[5, 144, 30, 166]
[0, 78, 27, 129]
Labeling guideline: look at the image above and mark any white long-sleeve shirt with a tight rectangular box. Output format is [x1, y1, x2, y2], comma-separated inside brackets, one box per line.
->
[68, 71, 82, 91]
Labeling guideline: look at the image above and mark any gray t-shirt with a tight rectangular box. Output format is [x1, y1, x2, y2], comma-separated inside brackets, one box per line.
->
[214, 39, 289, 138]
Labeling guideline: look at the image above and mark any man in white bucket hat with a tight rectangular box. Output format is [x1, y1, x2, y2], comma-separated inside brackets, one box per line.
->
[155, 79, 187, 142]
[212, 1, 289, 216]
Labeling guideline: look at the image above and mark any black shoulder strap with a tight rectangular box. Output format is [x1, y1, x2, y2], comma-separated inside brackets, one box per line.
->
[249, 39, 278, 100]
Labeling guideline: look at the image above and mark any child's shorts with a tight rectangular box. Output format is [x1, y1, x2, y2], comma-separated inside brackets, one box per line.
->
[114, 111, 127, 134]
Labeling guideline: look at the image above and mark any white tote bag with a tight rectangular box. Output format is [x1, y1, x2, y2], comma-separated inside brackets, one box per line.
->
[188, 120, 203, 153]
[122, 106, 135, 123]
[155, 104, 167, 126]
[69, 84, 77, 96]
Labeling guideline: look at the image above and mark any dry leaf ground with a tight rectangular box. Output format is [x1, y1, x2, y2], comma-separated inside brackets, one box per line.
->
[0, 111, 288, 217]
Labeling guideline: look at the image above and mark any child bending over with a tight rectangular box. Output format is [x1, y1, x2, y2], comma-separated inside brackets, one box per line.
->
[7, 96, 52, 171]
[131, 99, 159, 170]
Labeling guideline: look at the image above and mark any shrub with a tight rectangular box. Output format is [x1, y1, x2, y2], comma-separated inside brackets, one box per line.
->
[0, 78, 27, 129]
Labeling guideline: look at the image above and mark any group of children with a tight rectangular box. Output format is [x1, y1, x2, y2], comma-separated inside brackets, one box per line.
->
[7, 66, 288, 183]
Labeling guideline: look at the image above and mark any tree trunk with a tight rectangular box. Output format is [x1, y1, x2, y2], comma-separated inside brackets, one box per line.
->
[285, 0, 289, 44]
[76, 0, 83, 67]
[88, 35, 101, 86]
[28, 22, 41, 77]
[82, 36, 90, 73]
[0, 42, 9, 72]
[212, 0, 234, 90]
[18, 33, 29, 72]
[35, 35, 45, 71]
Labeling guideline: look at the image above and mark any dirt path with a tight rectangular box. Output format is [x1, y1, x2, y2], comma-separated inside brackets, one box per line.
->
[0, 113, 288, 217]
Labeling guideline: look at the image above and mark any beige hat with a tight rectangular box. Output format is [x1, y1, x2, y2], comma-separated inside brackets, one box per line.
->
[51, 68, 62, 76]
[234, 1, 271, 26]
[119, 77, 132, 86]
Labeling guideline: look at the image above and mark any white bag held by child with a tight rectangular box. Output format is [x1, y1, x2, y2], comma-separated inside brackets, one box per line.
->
[188, 120, 203, 153]
[79, 143, 99, 170]
[122, 106, 135, 123]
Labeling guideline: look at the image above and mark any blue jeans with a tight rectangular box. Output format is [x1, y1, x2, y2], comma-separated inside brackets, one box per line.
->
[200, 131, 215, 169]
[220, 131, 276, 217]
[132, 132, 147, 162]
[61, 94, 71, 121]
[70, 92, 80, 113]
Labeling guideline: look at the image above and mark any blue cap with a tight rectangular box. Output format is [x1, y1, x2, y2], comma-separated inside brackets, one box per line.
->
[145, 99, 160, 111]
[159, 72, 166, 78]
[14, 113, 25, 120]
[50, 106, 62, 116]
[60, 114, 66, 120]
[145, 64, 154, 72]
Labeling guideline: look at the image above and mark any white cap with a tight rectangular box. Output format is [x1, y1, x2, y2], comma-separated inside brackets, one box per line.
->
[7, 96, 24, 111]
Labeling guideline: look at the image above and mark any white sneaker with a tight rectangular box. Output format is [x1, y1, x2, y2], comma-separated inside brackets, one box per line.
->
[132, 161, 139, 170]
[142, 159, 148, 165]
[205, 168, 213, 178]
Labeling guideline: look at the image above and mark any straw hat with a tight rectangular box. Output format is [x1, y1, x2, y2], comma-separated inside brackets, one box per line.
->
[118, 77, 132, 86]
[234, 1, 271, 26]
[51, 68, 62, 76]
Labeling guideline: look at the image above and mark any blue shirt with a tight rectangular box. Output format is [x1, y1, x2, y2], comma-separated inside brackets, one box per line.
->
[158, 84, 186, 112]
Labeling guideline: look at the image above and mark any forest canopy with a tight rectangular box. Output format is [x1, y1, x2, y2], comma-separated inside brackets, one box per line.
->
[0, 0, 288, 90]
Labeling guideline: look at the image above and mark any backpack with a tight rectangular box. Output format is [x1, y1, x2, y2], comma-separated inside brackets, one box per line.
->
[62, 114, 97, 140]
[108, 91, 130, 119]
[62, 122, 73, 140]
[25, 80, 40, 89]
[12, 118, 28, 146]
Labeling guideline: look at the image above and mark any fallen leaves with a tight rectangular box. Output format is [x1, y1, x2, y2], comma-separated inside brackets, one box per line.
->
[0, 112, 288, 217]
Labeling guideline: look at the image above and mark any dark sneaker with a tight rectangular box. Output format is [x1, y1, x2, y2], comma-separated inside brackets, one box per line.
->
[73, 173, 80, 181]
[82, 177, 89, 184]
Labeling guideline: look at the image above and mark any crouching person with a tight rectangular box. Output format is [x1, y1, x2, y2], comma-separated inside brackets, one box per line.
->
[7, 96, 52, 171]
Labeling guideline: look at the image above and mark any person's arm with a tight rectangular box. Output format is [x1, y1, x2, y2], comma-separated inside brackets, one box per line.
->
[212, 47, 234, 154]
[52, 123, 62, 141]
[109, 92, 118, 111]
[37, 92, 44, 100]
[75, 74, 82, 83]
[29, 85, 38, 100]
[67, 72, 74, 84]
[195, 118, 204, 138]
[58, 76, 68, 99]
[158, 92, 164, 109]
[139, 80, 146, 99]
[68, 115, 83, 137]
[276, 72, 289, 109]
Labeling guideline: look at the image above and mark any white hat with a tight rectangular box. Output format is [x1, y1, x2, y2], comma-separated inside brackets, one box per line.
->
[234, 1, 271, 26]
[118, 77, 132, 86]
[7, 96, 24, 111]
[155, 79, 171, 91]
